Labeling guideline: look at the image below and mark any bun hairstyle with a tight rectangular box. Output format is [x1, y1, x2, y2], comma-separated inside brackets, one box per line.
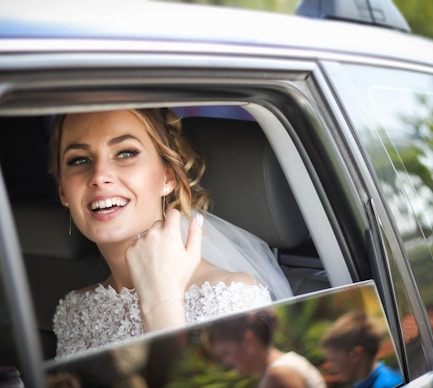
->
[49, 108, 209, 216]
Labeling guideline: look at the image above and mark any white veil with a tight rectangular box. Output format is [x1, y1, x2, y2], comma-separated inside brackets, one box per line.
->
[181, 211, 293, 301]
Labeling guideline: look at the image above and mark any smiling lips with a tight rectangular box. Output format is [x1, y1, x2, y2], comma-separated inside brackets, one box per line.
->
[90, 197, 128, 214]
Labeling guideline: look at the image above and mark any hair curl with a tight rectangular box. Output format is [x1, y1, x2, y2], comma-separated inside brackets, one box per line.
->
[48, 108, 209, 216]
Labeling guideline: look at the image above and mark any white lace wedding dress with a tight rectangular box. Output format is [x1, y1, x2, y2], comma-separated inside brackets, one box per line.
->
[53, 212, 291, 358]
[53, 280, 271, 357]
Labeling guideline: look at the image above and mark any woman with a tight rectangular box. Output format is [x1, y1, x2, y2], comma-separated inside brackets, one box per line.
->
[205, 309, 326, 388]
[50, 108, 292, 357]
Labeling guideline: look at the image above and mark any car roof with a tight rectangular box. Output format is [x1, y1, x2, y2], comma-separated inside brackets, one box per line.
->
[1, 0, 433, 69]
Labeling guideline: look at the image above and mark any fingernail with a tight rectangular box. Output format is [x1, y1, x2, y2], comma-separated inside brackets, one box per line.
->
[194, 213, 203, 227]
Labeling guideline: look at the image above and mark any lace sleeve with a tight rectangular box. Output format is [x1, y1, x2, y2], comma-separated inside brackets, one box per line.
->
[184, 281, 272, 323]
[52, 291, 88, 357]
[53, 287, 143, 358]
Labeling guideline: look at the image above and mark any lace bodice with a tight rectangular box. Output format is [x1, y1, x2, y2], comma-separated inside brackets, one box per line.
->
[53, 281, 271, 357]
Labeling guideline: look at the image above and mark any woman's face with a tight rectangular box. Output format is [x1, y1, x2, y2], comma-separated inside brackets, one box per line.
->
[212, 338, 256, 375]
[58, 110, 174, 245]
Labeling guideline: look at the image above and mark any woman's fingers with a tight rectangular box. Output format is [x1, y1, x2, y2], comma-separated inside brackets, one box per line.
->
[127, 209, 203, 287]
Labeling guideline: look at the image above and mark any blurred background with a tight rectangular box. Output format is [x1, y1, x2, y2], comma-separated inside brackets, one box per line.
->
[160, 0, 433, 39]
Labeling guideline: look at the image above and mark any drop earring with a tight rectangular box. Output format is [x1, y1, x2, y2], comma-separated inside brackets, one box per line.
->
[162, 195, 166, 219]
[65, 202, 72, 236]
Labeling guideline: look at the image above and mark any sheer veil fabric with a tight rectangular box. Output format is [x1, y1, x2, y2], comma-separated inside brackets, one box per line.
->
[181, 211, 293, 301]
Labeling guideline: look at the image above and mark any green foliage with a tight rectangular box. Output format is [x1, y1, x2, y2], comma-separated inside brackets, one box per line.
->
[161, 0, 433, 39]
[393, 0, 433, 39]
[160, 0, 298, 14]
[164, 338, 258, 387]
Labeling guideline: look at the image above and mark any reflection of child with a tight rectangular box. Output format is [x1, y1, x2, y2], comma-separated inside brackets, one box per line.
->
[205, 310, 326, 388]
[320, 311, 403, 388]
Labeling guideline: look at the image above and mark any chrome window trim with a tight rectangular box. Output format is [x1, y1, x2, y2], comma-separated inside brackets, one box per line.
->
[1, 38, 433, 76]
[402, 372, 433, 387]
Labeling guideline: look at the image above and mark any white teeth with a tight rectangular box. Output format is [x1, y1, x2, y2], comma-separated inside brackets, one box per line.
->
[91, 198, 127, 210]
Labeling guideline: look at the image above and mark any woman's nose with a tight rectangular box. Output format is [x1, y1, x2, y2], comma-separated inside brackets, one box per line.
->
[89, 158, 114, 186]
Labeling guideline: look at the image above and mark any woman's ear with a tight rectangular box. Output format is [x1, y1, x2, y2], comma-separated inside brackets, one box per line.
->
[58, 183, 68, 206]
[243, 329, 255, 345]
[163, 168, 176, 194]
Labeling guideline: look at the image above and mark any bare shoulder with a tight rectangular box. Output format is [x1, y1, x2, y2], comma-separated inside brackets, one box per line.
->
[74, 283, 99, 294]
[192, 259, 260, 287]
[265, 364, 306, 388]
[74, 279, 108, 294]
[219, 271, 258, 286]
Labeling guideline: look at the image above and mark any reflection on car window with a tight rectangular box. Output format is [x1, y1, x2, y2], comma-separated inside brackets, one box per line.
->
[328, 64, 433, 340]
[45, 281, 402, 387]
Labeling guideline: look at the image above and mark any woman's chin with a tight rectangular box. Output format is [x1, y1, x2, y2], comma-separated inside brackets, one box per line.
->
[90, 231, 135, 246]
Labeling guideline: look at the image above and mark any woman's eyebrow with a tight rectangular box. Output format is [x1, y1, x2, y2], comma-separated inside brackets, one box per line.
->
[108, 134, 142, 146]
[63, 143, 89, 156]
[63, 134, 142, 155]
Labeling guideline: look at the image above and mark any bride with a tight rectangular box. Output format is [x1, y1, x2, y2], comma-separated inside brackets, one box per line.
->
[49, 108, 292, 357]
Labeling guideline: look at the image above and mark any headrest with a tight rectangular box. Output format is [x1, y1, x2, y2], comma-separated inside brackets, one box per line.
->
[12, 201, 97, 260]
[183, 117, 308, 248]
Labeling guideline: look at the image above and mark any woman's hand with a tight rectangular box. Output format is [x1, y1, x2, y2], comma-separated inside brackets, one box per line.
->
[125, 208, 203, 331]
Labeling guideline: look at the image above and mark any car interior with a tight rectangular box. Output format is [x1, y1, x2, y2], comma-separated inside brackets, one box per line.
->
[0, 106, 331, 368]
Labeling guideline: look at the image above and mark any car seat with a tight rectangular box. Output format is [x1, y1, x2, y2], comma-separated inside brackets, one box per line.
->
[0, 115, 110, 363]
[11, 200, 109, 360]
[182, 116, 330, 295]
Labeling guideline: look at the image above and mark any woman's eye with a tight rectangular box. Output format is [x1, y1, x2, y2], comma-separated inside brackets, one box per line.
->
[117, 149, 140, 159]
[66, 157, 90, 166]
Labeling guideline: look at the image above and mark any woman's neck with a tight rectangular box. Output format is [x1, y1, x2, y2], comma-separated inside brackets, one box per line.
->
[267, 347, 284, 367]
[97, 240, 134, 292]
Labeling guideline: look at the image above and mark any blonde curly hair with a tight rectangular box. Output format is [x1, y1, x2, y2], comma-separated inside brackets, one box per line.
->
[48, 108, 209, 216]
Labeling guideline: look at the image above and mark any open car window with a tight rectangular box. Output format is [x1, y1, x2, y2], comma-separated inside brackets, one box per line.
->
[44, 281, 403, 387]
[0, 99, 348, 356]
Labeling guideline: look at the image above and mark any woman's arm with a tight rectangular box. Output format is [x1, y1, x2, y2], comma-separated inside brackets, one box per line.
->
[125, 209, 203, 332]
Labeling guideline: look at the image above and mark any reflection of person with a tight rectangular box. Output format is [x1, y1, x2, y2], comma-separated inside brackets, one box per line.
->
[50, 109, 292, 357]
[320, 311, 403, 388]
[205, 310, 326, 388]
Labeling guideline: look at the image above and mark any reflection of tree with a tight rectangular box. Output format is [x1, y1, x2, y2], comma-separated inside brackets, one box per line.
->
[369, 92, 433, 237]
[398, 93, 433, 192]
[273, 287, 367, 365]
[166, 344, 257, 388]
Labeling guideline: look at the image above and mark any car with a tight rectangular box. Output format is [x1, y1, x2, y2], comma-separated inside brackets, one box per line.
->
[0, 0, 433, 386]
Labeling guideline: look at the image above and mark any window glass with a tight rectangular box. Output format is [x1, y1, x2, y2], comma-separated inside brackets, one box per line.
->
[326, 63, 433, 338]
